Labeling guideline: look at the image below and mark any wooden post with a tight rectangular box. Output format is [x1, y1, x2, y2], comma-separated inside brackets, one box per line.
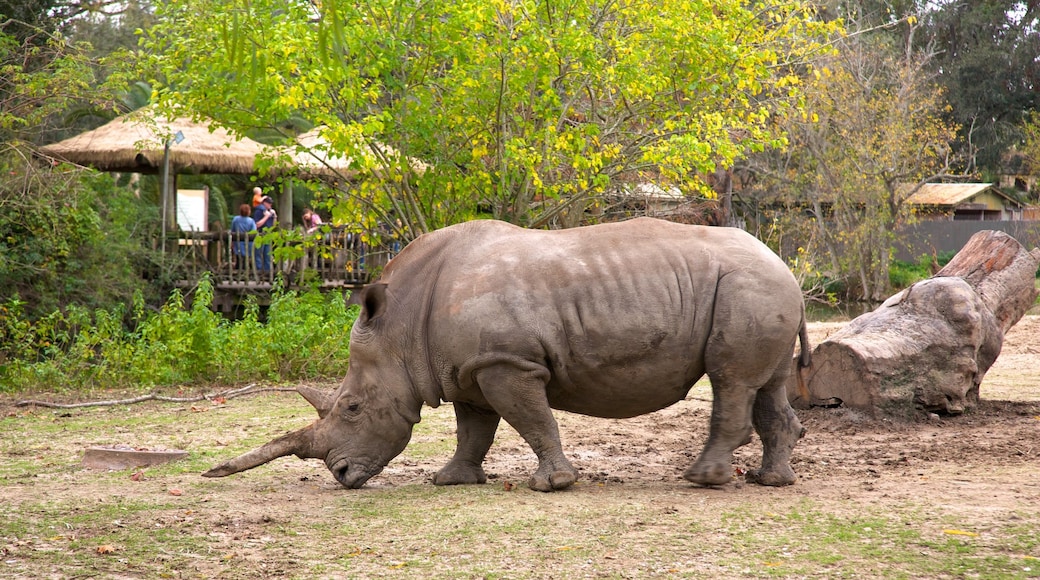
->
[280, 179, 293, 228]
[793, 231, 1040, 419]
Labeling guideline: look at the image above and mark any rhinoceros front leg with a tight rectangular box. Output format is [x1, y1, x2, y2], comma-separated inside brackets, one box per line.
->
[432, 402, 501, 486]
[473, 360, 578, 492]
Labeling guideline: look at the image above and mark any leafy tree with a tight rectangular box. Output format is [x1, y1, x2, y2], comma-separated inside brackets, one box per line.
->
[0, 12, 161, 321]
[921, 0, 1040, 173]
[740, 13, 960, 302]
[820, 1, 1040, 177]
[64, 1, 155, 58]
[138, 0, 838, 240]
[1019, 111, 1040, 184]
[0, 145, 162, 319]
[0, 30, 116, 143]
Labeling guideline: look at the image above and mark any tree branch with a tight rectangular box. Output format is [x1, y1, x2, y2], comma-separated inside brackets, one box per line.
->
[14, 384, 299, 409]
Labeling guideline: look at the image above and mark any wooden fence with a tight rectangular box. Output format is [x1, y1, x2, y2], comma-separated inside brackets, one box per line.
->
[170, 227, 395, 309]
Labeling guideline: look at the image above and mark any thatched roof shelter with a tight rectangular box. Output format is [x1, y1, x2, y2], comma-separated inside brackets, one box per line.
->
[40, 106, 266, 175]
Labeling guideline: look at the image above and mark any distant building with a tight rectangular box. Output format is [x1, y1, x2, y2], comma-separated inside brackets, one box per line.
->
[901, 183, 1026, 221]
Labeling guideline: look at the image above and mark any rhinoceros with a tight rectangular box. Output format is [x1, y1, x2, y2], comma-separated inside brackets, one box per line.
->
[204, 217, 810, 491]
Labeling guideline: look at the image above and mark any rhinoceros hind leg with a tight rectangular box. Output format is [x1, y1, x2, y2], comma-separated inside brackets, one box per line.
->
[433, 403, 501, 486]
[744, 465, 796, 486]
[683, 376, 757, 487]
[746, 370, 804, 487]
[473, 360, 578, 492]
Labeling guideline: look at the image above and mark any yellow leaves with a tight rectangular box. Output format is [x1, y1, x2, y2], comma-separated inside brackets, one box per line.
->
[276, 84, 306, 109]
[943, 529, 979, 537]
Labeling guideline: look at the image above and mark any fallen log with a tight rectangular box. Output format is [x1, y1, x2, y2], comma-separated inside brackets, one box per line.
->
[792, 231, 1040, 419]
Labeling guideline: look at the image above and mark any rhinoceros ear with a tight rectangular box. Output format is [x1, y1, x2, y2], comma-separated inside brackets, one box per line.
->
[297, 385, 333, 418]
[357, 283, 388, 323]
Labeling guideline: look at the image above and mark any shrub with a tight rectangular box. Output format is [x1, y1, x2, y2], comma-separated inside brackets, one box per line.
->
[0, 278, 358, 393]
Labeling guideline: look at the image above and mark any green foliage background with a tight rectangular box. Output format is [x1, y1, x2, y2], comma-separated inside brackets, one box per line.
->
[3, 1, 1040, 394]
[0, 278, 357, 393]
[0, 152, 160, 316]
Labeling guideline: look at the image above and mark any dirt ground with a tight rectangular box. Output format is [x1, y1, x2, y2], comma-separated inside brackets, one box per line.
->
[404, 314, 1040, 509]
[2, 315, 1039, 577]
[217, 315, 1040, 519]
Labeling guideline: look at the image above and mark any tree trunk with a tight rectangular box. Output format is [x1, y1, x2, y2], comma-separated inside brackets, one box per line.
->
[791, 231, 1040, 419]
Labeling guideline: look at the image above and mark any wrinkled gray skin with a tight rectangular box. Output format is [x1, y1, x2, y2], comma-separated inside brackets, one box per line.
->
[204, 218, 810, 491]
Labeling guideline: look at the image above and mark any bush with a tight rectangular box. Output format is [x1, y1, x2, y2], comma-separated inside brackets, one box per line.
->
[0, 149, 163, 321]
[889, 251, 956, 290]
[0, 278, 358, 393]
[888, 259, 929, 290]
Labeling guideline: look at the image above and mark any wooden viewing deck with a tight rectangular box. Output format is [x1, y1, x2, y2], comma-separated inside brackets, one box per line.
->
[170, 227, 395, 312]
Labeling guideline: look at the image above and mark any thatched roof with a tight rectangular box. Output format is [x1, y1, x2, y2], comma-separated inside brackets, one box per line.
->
[40, 107, 266, 174]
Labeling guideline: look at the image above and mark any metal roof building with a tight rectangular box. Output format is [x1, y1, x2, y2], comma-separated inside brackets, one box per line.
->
[901, 183, 1025, 221]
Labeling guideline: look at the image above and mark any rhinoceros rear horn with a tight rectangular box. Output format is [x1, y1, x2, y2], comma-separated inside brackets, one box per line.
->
[297, 385, 333, 418]
[202, 424, 320, 478]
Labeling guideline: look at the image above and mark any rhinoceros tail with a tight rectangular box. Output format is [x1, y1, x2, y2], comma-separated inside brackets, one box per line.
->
[202, 424, 320, 478]
[797, 319, 812, 370]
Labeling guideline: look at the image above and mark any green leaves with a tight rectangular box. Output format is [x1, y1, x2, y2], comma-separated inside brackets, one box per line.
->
[0, 279, 359, 392]
[141, 0, 838, 234]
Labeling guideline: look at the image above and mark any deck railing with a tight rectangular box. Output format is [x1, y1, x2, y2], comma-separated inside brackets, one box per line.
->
[171, 227, 394, 291]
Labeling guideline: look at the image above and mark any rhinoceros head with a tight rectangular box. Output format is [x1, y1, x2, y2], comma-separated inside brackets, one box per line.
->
[203, 284, 422, 488]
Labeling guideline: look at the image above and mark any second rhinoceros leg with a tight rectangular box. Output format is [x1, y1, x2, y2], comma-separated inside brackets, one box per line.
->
[432, 402, 501, 486]
[473, 359, 578, 492]
[745, 373, 804, 486]
[683, 376, 756, 486]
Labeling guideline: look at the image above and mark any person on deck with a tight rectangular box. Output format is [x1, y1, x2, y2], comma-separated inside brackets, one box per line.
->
[252, 196, 277, 274]
[302, 207, 323, 234]
[229, 204, 256, 270]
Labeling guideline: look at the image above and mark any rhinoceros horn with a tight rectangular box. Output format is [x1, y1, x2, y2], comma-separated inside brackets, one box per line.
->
[201, 422, 323, 478]
[297, 385, 333, 418]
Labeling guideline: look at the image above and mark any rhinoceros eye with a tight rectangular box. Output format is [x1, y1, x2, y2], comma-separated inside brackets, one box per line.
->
[347, 403, 360, 413]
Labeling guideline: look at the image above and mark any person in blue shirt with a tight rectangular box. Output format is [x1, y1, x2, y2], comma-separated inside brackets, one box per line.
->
[229, 204, 256, 270]
[252, 195, 277, 274]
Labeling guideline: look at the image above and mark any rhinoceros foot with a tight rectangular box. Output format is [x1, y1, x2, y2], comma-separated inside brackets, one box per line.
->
[682, 461, 733, 487]
[432, 460, 488, 486]
[744, 466, 796, 487]
[529, 468, 578, 492]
